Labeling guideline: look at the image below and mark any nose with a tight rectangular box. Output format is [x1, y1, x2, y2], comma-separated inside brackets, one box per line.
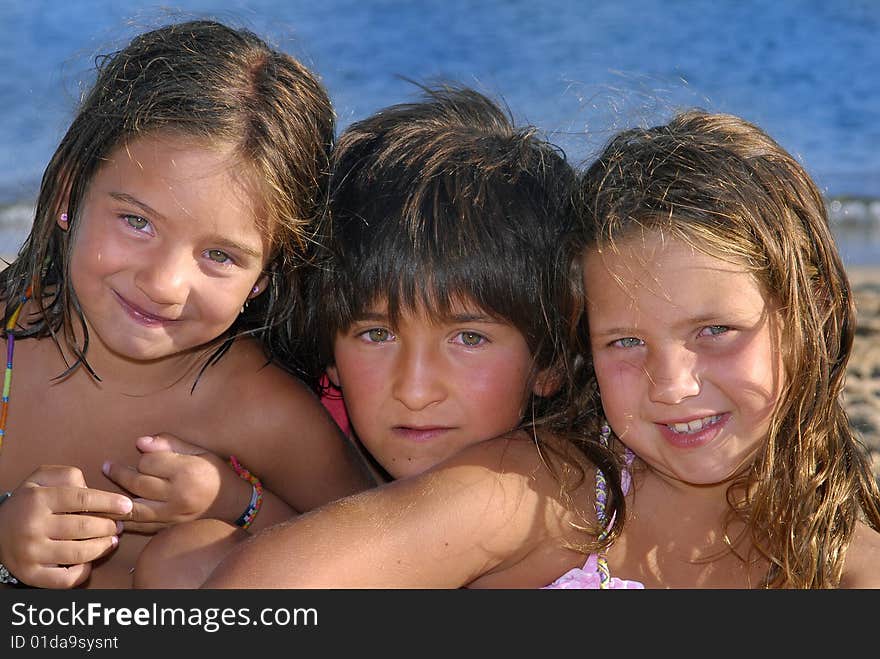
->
[134, 246, 191, 306]
[391, 343, 447, 411]
[646, 345, 701, 405]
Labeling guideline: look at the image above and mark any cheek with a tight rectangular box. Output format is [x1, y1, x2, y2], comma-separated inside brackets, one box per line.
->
[714, 332, 783, 412]
[594, 355, 642, 426]
[333, 350, 386, 410]
[594, 354, 641, 396]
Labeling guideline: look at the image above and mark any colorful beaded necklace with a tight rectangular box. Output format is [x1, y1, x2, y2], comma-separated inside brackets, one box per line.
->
[0, 288, 31, 449]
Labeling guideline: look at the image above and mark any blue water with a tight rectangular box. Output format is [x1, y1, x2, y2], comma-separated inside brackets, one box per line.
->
[1, 0, 879, 261]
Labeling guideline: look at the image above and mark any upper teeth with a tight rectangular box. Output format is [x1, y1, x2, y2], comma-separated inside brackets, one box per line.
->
[668, 414, 722, 434]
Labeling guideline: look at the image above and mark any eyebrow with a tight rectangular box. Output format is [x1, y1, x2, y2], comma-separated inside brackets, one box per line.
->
[594, 314, 739, 337]
[353, 310, 503, 324]
[110, 192, 263, 259]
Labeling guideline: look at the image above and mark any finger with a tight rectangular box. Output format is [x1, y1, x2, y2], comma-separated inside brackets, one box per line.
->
[48, 486, 133, 516]
[48, 515, 122, 541]
[137, 433, 208, 456]
[25, 563, 92, 590]
[23, 533, 120, 576]
[46, 535, 120, 567]
[122, 521, 171, 534]
[102, 460, 170, 500]
[25, 465, 88, 489]
[126, 498, 166, 524]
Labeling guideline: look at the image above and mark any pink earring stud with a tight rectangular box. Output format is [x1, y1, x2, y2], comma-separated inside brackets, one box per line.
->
[60, 213, 68, 224]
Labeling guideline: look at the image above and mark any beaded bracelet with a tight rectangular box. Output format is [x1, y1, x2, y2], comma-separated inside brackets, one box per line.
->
[228, 456, 264, 530]
[0, 491, 19, 585]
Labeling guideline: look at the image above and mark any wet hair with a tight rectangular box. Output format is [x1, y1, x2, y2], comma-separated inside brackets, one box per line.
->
[577, 109, 880, 587]
[0, 19, 334, 382]
[306, 83, 585, 450]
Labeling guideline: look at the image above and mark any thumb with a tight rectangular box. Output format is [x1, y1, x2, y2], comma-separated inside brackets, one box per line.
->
[136, 433, 208, 456]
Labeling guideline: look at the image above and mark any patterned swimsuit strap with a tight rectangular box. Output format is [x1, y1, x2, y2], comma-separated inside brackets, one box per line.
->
[594, 422, 634, 588]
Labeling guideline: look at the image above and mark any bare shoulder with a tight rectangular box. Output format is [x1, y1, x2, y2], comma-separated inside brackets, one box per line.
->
[196, 337, 372, 508]
[840, 522, 880, 588]
[210, 337, 320, 415]
[199, 338, 338, 453]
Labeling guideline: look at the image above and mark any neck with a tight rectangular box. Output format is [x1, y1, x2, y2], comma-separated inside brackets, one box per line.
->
[51, 313, 222, 396]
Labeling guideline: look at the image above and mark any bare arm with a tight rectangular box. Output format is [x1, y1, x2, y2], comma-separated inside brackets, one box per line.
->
[202, 435, 579, 589]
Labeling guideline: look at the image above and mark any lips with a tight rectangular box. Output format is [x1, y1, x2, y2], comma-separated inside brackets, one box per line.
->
[391, 426, 453, 443]
[114, 291, 176, 327]
[655, 412, 730, 449]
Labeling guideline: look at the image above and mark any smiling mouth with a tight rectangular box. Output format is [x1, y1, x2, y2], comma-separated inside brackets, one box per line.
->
[114, 292, 176, 326]
[665, 414, 724, 434]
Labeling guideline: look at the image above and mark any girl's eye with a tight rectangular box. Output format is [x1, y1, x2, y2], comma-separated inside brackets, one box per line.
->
[124, 214, 150, 231]
[699, 325, 730, 337]
[364, 328, 393, 343]
[457, 331, 486, 347]
[206, 249, 232, 265]
[611, 337, 643, 348]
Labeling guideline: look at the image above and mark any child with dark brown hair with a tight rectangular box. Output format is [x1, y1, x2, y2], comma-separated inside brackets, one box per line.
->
[0, 19, 373, 589]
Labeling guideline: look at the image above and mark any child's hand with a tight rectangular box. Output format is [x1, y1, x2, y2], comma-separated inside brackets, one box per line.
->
[102, 434, 251, 533]
[0, 465, 130, 589]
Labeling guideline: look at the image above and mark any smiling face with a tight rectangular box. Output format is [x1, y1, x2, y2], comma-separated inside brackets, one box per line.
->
[327, 297, 544, 479]
[583, 233, 785, 486]
[67, 133, 269, 364]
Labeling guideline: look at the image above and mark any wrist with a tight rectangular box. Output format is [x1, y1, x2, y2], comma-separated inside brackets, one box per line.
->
[0, 491, 20, 585]
[228, 456, 264, 531]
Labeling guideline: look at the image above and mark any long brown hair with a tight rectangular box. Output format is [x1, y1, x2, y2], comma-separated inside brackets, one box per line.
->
[1, 19, 334, 385]
[577, 109, 880, 587]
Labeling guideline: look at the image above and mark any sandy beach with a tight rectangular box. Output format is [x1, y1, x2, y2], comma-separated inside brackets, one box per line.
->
[844, 266, 880, 480]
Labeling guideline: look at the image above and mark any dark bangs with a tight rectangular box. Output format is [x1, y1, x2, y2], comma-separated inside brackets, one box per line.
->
[327, 159, 569, 357]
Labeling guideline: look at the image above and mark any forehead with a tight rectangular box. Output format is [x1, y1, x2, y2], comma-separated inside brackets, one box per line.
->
[93, 133, 265, 229]
[582, 234, 768, 323]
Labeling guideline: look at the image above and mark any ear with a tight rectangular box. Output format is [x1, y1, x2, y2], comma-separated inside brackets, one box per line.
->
[326, 364, 340, 388]
[55, 194, 71, 231]
[531, 365, 562, 398]
[248, 274, 270, 299]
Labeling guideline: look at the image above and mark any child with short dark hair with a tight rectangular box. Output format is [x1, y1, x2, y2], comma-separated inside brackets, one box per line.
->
[133, 84, 590, 588]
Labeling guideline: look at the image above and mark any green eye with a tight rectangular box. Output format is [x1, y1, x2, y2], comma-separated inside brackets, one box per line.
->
[207, 249, 231, 264]
[124, 215, 149, 230]
[367, 328, 391, 342]
[460, 331, 484, 346]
